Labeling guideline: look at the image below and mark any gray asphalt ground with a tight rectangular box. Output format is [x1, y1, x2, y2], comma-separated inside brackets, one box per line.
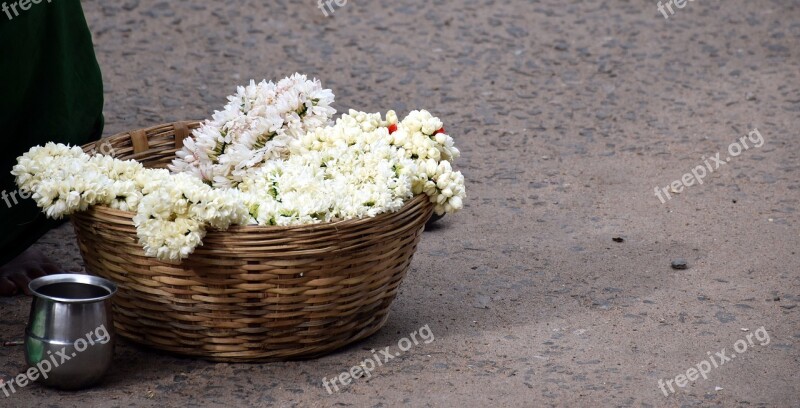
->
[1, 0, 799, 407]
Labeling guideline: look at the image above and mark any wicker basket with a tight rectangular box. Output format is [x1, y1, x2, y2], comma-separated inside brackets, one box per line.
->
[71, 121, 433, 362]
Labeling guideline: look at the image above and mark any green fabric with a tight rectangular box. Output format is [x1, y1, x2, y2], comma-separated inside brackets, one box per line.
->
[0, 0, 103, 265]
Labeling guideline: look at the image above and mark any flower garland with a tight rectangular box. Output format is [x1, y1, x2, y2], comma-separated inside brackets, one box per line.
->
[12, 144, 250, 260]
[13, 76, 465, 262]
[169, 73, 336, 188]
[237, 108, 466, 226]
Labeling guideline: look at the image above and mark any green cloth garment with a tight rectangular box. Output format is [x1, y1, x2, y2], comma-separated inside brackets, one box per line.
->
[0, 0, 103, 264]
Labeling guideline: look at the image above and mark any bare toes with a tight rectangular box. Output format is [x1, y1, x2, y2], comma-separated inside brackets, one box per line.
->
[40, 263, 62, 275]
[0, 248, 64, 297]
[25, 267, 48, 280]
[0, 278, 16, 296]
[7, 273, 32, 296]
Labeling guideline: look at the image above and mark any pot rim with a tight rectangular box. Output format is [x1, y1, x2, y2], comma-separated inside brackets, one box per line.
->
[28, 274, 117, 304]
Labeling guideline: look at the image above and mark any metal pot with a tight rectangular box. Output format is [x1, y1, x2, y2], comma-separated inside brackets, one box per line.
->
[25, 274, 116, 390]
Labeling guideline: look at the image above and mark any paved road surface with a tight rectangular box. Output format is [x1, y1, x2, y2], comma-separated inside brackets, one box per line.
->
[1, 0, 799, 406]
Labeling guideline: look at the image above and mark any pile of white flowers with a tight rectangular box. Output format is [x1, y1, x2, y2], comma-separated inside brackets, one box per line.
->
[13, 76, 465, 262]
[169, 73, 336, 188]
[239, 109, 465, 226]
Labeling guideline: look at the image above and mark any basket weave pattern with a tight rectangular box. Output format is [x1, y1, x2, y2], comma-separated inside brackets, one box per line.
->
[71, 122, 433, 361]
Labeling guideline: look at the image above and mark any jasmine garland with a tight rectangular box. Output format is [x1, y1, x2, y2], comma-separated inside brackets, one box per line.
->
[169, 73, 336, 188]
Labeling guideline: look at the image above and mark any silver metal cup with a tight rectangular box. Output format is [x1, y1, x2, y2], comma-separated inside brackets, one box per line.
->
[25, 274, 117, 390]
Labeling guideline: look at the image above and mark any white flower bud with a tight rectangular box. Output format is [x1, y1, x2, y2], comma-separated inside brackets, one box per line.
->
[425, 159, 438, 176]
[449, 196, 463, 210]
[443, 202, 453, 213]
[405, 119, 421, 132]
[386, 110, 398, 125]
[441, 187, 453, 198]
[436, 177, 450, 190]
[423, 181, 437, 196]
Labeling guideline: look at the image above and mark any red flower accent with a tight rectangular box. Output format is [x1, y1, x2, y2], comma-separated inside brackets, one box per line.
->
[388, 124, 398, 134]
[435, 127, 445, 135]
